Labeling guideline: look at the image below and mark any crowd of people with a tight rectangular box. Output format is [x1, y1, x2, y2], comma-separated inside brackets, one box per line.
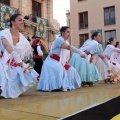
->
[0, 13, 120, 98]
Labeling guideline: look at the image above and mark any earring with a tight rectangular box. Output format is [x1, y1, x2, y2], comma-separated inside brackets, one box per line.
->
[12, 25, 15, 29]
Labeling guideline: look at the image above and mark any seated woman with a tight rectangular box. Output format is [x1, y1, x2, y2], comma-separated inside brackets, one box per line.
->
[37, 26, 85, 91]
[69, 32, 111, 86]
[0, 14, 38, 98]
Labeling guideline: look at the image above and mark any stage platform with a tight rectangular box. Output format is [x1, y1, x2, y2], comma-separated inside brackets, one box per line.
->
[0, 82, 120, 120]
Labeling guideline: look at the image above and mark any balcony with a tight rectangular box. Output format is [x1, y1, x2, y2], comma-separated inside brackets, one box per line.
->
[14, 8, 20, 14]
[80, 23, 88, 29]
[0, 0, 10, 6]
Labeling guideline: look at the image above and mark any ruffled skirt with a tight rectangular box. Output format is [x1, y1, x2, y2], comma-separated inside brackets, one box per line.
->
[93, 55, 120, 82]
[0, 63, 38, 98]
[69, 53, 102, 82]
[65, 66, 81, 89]
[93, 55, 108, 80]
[37, 56, 81, 91]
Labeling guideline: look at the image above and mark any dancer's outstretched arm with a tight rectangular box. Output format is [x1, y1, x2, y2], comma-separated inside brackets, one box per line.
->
[61, 43, 86, 58]
[98, 54, 111, 71]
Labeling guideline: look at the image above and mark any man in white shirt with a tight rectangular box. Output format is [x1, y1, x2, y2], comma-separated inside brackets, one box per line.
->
[32, 38, 43, 75]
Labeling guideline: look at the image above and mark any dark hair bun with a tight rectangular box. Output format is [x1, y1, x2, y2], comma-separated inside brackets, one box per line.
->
[59, 26, 69, 36]
[10, 14, 21, 27]
[91, 32, 99, 39]
[59, 26, 63, 32]
[107, 37, 114, 45]
[107, 39, 110, 44]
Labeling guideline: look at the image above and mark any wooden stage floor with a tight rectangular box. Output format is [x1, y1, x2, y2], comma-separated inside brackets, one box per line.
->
[0, 82, 120, 120]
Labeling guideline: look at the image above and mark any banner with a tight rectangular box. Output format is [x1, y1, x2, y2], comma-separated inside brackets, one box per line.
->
[36, 17, 46, 38]
[0, 3, 15, 29]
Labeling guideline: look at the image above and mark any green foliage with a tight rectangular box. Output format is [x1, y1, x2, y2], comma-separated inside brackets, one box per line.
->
[43, 52, 49, 60]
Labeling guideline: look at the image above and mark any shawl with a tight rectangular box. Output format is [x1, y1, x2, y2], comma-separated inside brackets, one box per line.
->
[0, 29, 32, 63]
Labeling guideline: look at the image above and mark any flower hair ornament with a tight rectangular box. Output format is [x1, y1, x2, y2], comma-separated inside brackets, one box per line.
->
[107, 39, 110, 44]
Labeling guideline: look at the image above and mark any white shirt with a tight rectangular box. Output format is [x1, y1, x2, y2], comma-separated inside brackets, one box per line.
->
[80, 38, 93, 51]
[80, 40, 102, 55]
[103, 45, 120, 60]
[36, 44, 43, 56]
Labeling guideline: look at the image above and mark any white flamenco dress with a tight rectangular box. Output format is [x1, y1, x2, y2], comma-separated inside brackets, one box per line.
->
[60, 40, 81, 90]
[94, 45, 120, 82]
[69, 40, 102, 83]
[0, 29, 38, 98]
[37, 37, 81, 91]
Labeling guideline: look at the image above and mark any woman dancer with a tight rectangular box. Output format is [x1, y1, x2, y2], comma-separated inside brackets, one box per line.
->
[113, 41, 120, 64]
[37, 26, 85, 91]
[95, 38, 120, 83]
[0, 14, 38, 98]
[69, 32, 111, 86]
[60, 40, 81, 91]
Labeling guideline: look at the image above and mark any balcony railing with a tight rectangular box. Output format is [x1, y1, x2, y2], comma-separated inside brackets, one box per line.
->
[28, 14, 51, 27]
[0, 0, 10, 6]
[14, 8, 20, 14]
[28, 14, 36, 23]
[80, 23, 88, 29]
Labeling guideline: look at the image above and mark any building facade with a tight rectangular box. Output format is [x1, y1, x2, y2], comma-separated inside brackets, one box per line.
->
[66, 10, 71, 45]
[0, 0, 60, 51]
[70, 0, 120, 48]
[66, 10, 70, 27]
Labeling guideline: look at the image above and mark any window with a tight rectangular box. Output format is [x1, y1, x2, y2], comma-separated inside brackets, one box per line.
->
[79, 33, 89, 47]
[32, 0, 41, 17]
[0, 0, 10, 5]
[104, 6, 115, 25]
[105, 30, 116, 43]
[79, 12, 88, 29]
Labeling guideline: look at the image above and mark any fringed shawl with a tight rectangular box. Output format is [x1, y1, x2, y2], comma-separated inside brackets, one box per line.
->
[0, 29, 32, 63]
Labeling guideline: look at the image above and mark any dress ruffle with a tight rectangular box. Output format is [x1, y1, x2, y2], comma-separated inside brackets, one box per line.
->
[37, 56, 81, 91]
[69, 53, 102, 82]
[0, 63, 38, 98]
